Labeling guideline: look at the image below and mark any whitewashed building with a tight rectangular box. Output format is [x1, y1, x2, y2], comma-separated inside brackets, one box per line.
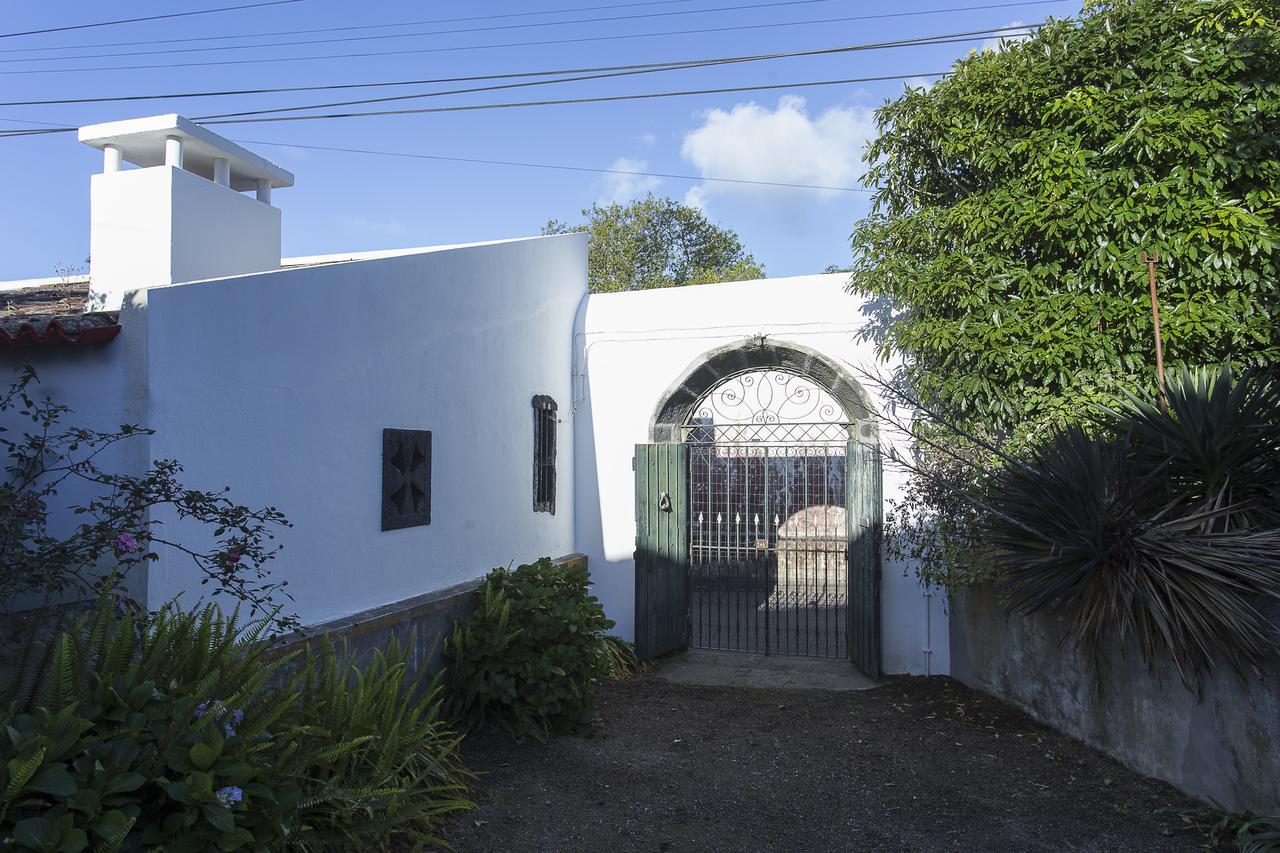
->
[0, 115, 948, 678]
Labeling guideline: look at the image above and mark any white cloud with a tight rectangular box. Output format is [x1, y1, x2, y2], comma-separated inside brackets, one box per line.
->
[678, 95, 875, 208]
[596, 157, 662, 205]
[339, 216, 408, 235]
[982, 21, 1032, 52]
[636, 132, 656, 146]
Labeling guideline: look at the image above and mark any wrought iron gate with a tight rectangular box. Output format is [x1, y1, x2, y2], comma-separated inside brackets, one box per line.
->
[635, 367, 882, 674]
[683, 370, 856, 660]
[686, 432, 850, 657]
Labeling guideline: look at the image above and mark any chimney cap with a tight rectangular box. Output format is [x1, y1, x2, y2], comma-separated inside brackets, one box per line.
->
[79, 114, 293, 192]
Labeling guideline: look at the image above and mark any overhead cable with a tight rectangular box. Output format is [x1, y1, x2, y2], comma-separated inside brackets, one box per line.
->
[0, 1, 304, 41]
[189, 29, 1013, 120]
[0, 13, 1041, 75]
[0, 69, 954, 137]
[2, 0, 843, 63]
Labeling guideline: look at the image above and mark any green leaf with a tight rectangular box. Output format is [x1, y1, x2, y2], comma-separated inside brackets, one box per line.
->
[188, 743, 220, 772]
[28, 765, 77, 798]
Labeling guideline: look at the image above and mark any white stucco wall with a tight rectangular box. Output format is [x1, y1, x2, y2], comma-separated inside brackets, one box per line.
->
[573, 274, 949, 676]
[0, 300, 151, 606]
[89, 166, 281, 311]
[136, 233, 585, 625]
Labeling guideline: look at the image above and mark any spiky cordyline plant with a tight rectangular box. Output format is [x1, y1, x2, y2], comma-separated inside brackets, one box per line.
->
[1106, 363, 1280, 531]
[989, 421, 1280, 688]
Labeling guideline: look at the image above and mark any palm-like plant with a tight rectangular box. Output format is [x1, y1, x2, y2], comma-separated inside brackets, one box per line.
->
[1107, 363, 1280, 530]
[987, 365, 1280, 688]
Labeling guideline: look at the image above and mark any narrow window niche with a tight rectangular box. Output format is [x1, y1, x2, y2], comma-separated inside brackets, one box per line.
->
[382, 428, 431, 530]
[532, 395, 557, 514]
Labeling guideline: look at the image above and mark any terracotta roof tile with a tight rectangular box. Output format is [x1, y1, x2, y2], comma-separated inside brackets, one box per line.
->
[0, 280, 91, 317]
[0, 280, 119, 348]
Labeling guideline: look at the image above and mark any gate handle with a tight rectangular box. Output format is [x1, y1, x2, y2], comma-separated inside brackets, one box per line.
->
[658, 491, 672, 513]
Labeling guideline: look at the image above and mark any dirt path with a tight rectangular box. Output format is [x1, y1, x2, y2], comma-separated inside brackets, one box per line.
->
[442, 673, 1208, 852]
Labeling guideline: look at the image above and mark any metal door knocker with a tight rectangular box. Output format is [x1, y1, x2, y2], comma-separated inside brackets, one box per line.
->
[658, 491, 672, 513]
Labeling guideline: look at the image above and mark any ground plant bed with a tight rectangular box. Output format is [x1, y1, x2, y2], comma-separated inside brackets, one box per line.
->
[442, 673, 1210, 852]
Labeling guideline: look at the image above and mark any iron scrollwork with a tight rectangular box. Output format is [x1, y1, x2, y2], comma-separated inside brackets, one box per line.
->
[693, 370, 845, 426]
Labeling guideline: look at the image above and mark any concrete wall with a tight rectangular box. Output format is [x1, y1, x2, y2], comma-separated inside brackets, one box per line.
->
[950, 585, 1280, 814]
[268, 553, 589, 690]
[573, 274, 948, 676]
[138, 232, 586, 626]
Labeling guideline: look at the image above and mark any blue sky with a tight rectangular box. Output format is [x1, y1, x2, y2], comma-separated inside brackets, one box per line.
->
[0, 0, 1081, 281]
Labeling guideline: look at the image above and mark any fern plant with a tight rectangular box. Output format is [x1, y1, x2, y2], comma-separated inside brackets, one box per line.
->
[275, 635, 473, 851]
[1, 596, 301, 851]
[1, 592, 473, 851]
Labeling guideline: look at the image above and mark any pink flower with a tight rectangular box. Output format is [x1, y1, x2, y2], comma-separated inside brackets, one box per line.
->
[114, 532, 139, 555]
[225, 551, 241, 566]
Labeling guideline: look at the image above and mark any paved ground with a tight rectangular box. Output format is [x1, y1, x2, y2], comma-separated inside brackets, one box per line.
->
[653, 649, 875, 692]
[442, 656, 1210, 852]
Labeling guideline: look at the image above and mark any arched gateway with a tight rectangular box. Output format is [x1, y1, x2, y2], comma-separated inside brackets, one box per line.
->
[634, 339, 883, 677]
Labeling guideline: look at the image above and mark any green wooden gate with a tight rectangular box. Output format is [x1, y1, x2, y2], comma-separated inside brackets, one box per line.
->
[633, 443, 690, 661]
[846, 436, 883, 678]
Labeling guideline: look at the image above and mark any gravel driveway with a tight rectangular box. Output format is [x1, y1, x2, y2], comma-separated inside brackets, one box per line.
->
[442, 667, 1208, 852]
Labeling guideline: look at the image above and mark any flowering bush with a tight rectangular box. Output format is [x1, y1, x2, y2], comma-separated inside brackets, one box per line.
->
[0, 599, 302, 851]
[0, 365, 294, 630]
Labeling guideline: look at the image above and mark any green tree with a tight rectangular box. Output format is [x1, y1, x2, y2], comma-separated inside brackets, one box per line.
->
[543, 195, 764, 293]
[850, 0, 1280, 433]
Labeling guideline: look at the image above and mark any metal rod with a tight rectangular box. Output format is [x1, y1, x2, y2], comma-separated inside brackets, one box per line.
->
[1141, 250, 1168, 412]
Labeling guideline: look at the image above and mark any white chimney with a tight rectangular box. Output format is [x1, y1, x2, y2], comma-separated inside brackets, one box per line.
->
[78, 114, 294, 311]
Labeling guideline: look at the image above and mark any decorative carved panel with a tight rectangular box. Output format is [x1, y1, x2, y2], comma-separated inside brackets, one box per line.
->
[382, 428, 431, 531]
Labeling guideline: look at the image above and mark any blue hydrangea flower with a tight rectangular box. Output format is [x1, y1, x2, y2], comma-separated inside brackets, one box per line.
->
[216, 786, 244, 807]
[223, 708, 245, 737]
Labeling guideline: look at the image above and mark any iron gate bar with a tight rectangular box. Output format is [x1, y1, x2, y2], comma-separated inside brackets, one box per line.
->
[687, 433, 850, 659]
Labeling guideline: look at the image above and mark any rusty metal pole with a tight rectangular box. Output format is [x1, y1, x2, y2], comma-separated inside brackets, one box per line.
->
[1141, 251, 1167, 412]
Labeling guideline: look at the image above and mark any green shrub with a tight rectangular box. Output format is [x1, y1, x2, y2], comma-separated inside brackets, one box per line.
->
[445, 558, 636, 740]
[0, 594, 472, 851]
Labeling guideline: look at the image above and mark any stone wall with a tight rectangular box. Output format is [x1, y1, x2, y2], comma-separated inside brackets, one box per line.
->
[269, 554, 589, 687]
[950, 585, 1280, 815]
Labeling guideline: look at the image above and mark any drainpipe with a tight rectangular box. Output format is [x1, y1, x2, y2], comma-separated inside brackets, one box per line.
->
[923, 587, 934, 676]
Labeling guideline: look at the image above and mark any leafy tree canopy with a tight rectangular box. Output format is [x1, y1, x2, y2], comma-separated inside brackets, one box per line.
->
[850, 0, 1280, 433]
[544, 195, 764, 293]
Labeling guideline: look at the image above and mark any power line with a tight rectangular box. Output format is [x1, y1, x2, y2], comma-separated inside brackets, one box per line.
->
[0, 1, 304, 41]
[0, 0, 711, 54]
[201, 69, 966, 127]
[0, 116, 76, 128]
[0, 68, 951, 137]
[0, 3, 1057, 106]
[0, 10, 1046, 75]
[188, 30, 1008, 121]
[4, 0, 842, 63]
[235, 138, 879, 192]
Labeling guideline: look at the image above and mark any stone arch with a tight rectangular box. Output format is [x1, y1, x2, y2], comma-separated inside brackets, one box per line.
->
[648, 337, 877, 442]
